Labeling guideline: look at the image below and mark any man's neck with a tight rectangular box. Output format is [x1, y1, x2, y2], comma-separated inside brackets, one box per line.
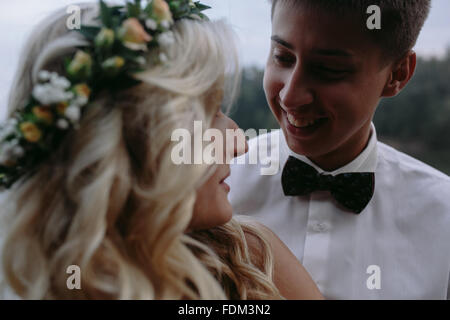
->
[308, 123, 373, 172]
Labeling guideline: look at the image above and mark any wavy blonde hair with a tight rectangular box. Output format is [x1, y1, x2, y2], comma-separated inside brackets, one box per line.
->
[0, 3, 282, 300]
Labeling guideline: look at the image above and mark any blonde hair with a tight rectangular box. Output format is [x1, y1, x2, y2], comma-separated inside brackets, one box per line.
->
[1, 3, 282, 300]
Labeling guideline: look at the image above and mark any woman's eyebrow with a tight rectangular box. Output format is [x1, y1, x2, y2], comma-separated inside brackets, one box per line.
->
[271, 35, 294, 50]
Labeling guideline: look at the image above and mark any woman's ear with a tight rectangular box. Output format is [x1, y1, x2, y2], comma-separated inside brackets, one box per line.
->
[382, 50, 417, 97]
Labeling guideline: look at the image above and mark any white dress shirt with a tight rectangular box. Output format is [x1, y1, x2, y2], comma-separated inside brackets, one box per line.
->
[227, 124, 450, 299]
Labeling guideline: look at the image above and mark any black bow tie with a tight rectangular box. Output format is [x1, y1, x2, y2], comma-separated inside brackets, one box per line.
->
[281, 156, 375, 214]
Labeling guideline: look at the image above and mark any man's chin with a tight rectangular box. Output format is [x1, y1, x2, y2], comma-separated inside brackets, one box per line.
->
[284, 130, 328, 159]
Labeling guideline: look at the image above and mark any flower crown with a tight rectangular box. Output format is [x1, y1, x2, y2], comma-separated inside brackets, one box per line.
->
[0, 0, 210, 189]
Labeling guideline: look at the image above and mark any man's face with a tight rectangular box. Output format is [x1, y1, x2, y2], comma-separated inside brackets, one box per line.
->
[264, 2, 393, 170]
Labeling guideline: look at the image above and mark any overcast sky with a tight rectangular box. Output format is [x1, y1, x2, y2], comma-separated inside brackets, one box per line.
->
[1, 0, 449, 119]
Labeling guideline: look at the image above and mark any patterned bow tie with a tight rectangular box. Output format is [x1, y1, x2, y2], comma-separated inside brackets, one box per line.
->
[281, 156, 375, 214]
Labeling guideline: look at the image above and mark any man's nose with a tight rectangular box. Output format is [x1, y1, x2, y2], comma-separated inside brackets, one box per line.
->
[279, 65, 314, 109]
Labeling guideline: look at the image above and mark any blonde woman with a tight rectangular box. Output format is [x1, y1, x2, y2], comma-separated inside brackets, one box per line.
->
[0, 1, 322, 300]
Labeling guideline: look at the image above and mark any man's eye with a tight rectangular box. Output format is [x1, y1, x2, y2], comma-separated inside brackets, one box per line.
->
[273, 54, 294, 66]
[313, 66, 349, 79]
[318, 66, 347, 74]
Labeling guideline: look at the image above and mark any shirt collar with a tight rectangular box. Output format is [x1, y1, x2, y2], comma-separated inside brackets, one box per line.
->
[281, 122, 378, 175]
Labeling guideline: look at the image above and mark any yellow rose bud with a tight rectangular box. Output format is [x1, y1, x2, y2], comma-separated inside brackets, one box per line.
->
[119, 18, 152, 47]
[20, 122, 42, 143]
[74, 83, 91, 98]
[32, 106, 53, 124]
[153, 0, 173, 23]
[102, 56, 125, 76]
[56, 102, 69, 115]
[95, 28, 115, 49]
[67, 50, 92, 79]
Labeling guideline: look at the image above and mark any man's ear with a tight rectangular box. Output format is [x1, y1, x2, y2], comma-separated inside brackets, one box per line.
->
[381, 50, 417, 98]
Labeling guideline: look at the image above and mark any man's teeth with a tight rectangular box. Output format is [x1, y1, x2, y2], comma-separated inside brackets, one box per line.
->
[287, 113, 323, 128]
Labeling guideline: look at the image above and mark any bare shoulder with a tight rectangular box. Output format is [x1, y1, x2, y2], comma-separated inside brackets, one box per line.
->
[243, 221, 324, 300]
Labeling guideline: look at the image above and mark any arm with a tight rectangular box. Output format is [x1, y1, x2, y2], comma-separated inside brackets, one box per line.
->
[244, 222, 324, 300]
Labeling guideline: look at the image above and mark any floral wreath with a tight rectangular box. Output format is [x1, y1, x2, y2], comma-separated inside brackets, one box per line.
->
[0, 0, 210, 189]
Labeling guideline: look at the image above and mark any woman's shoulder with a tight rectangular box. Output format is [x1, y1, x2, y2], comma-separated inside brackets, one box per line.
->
[238, 218, 324, 300]
[234, 216, 291, 264]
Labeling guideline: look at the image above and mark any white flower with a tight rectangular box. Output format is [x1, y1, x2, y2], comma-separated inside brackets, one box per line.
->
[0, 139, 22, 165]
[159, 52, 168, 63]
[73, 95, 88, 107]
[38, 70, 51, 82]
[160, 20, 172, 29]
[32, 83, 73, 106]
[158, 31, 175, 47]
[65, 105, 81, 123]
[0, 119, 18, 141]
[51, 76, 71, 90]
[56, 118, 70, 130]
[135, 56, 146, 66]
[12, 145, 24, 158]
[145, 18, 158, 31]
[66, 92, 75, 100]
[1, 143, 13, 155]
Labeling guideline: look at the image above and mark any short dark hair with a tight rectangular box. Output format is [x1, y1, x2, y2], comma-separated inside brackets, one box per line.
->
[270, 0, 431, 60]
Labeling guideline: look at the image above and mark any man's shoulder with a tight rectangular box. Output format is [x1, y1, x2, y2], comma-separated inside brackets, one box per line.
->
[377, 141, 450, 199]
[378, 141, 450, 181]
[377, 142, 450, 248]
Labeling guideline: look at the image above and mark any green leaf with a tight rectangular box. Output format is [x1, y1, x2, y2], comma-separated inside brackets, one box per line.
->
[169, 2, 180, 11]
[110, 5, 125, 12]
[144, 2, 153, 16]
[116, 45, 142, 60]
[194, 2, 211, 11]
[108, 74, 142, 93]
[77, 26, 101, 41]
[100, 0, 113, 27]
[63, 57, 72, 71]
[197, 12, 209, 20]
[126, 2, 141, 18]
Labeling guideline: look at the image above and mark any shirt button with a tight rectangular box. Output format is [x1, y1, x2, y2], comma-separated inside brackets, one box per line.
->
[312, 222, 329, 233]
